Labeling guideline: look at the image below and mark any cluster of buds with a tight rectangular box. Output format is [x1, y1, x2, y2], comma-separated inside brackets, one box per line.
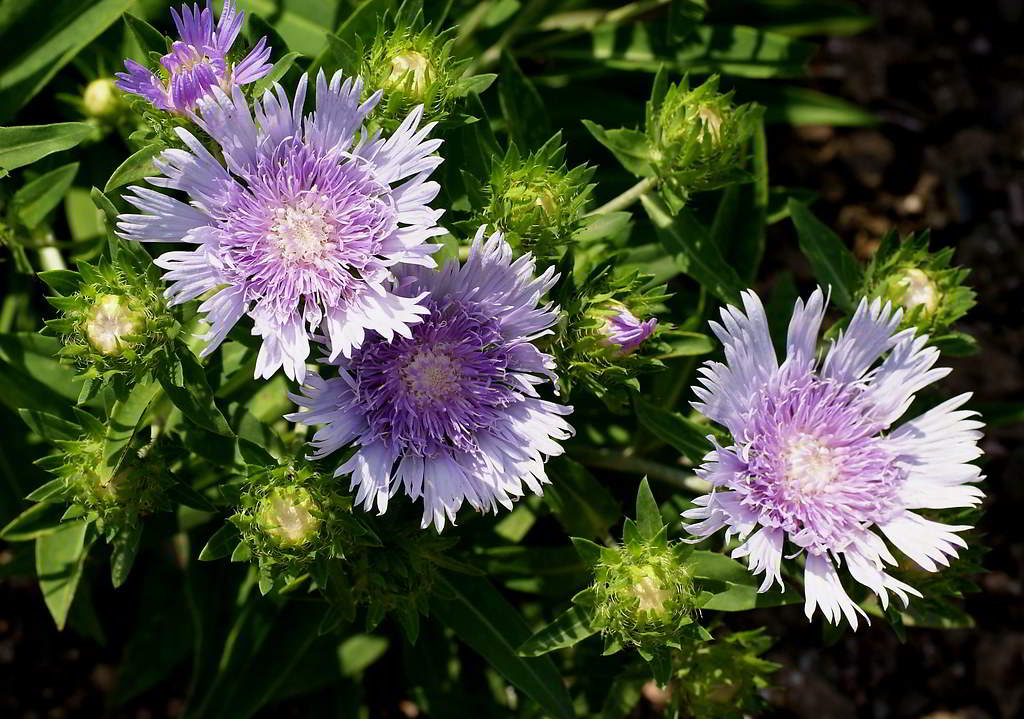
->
[861, 230, 976, 345]
[550, 257, 670, 409]
[42, 249, 177, 396]
[468, 134, 595, 260]
[351, 6, 492, 132]
[646, 75, 762, 208]
[674, 629, 779, 719]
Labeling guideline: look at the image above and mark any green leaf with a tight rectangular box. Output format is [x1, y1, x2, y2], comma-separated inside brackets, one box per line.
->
[159, 343, 234, 437]
[0, 0, 135, 119]
[583, 120, 656, 177]
[634, 478, 662, 540]
[110, 522, 142, 588]
[123, 13, 167, 56]
[543, 457, 621, 539]
[633, 395, 711, 465]
[788, 200, 863, 311]
[251, 51, 302, 96]
[702, 580, 801, 611]
[518, 604, 599, 656]
[689, 550, 753, 584]
[571, 537, 604, 568]
[0, 123, 93, 175]
[1, 501, 66, 541]
[642, 194, 745, 307]
[11, 162, 79, 228]
[432, 573, 573, 719]
[498, 50, 551, 151]
[103, 379, 162, 468]
[337, 634, 389, 676]
[754, 85, 877, 126]
[25, 478, 69, 503]
[658, 331, 714, 358]
[104, 144, 163, 193]
[18, 408, 81, 441]
[35, 519, 91, 630]
[37, 269, 83, 296]
[199, 523, 241, 561]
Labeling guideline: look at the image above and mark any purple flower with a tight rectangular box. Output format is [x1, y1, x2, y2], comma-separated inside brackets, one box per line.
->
[600, 303, 657, 354]
[685, 288, 984, 628]
[117, 71, 445, 381]
[116, 0, 272, 113]
[287, 228, 574, 531]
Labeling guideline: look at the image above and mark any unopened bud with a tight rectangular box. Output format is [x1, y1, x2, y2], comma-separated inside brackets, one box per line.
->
[895, 268, 940, 315]
[85, 294, 143, 356]
[258, 487, 321, 548]
[83, 78, 122, 119]
[388, 50, 433, 99]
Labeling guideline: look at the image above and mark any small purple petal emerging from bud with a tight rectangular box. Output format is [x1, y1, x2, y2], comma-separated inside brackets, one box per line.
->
[601, 303, 657, 355]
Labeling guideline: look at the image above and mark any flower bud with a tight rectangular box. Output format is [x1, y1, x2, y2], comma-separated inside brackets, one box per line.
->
[598, 303, 658, 356]
[472, 136, 595, 260]
[647, 75, 762, 203]
[387, 50, 433, 100]
[861, 231, 976, 339]
[83, 78, 123, 120]
[257, 487, 321, 548]
[592, 541, 698, 650]
[85, 294, 144, 356]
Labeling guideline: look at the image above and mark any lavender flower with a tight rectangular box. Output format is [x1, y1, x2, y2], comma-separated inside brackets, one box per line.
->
[117, 71, 445, 381]
[600, 303, 657, 354]
[685, 288, 984, 628]
[116, 0, 272, 114]
[287, 228, 574, 531]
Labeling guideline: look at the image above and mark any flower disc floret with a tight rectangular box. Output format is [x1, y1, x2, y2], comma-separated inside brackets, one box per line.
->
[117, 70, 446, 381]
[686, 288, 985, 628]
[116, 0, 272, 113]
[288, 228, 574, 530]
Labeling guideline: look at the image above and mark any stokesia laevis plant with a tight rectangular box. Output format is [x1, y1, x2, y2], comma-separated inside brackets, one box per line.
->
[288, 227, 574, 530]
[116, 0, 272, 114]
[116, 70, 446, 381]
[685, 288, 985, 628]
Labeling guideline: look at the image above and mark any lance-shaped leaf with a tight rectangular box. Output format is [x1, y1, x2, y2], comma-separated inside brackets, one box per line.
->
[633, 395, 712, 465]
[583, 120, 656, 177]
[634, 478, 663, 541]
[104, 144, 163, 193]
[788, 199, 863, 311]
[159, 342, 234, 437]
[518, 604, 599, 657]
[432, 573, 574, 719]
[12, 162, 78, 229]
[35, 519, 92, 630]
[0, 123, 93, 175]
[543, 457, 621, 539]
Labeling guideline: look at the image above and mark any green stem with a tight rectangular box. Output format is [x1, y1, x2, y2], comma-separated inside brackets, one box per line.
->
[569, 446, 701, 492]
[586, 176, 657, 216]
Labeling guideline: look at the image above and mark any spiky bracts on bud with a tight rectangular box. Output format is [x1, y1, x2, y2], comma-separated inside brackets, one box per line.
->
[350, 5, 489, 132]
[468, 135, 595, 261]
[550, 258, 671, 408]
[38, 415, 174, 539]
[861, 230, 976, 346]
[646, 75, 762, 206]
[42, 251, 178, 393]
[674, 629, 779, 719]
[232, 462, 357, 588]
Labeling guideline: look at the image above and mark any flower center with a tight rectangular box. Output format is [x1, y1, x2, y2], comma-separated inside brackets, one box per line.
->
[268, 201, 334, 264]
[401, 345, 463, 404]
[780, 433, 840, 495]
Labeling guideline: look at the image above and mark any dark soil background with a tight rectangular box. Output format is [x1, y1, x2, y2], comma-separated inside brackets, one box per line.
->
[2, 1, 1022, 717]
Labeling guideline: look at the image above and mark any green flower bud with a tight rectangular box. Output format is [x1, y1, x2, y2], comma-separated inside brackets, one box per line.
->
[861, 230, 976, 341]
[646, 75, 762, 205]
[83, 78, 123, 120]
[257, 487, 322, 548]
[592, 539, 698, 650]
[469, 135, 595, 260]
[43, 252, 177, 389]
[354, 6, 487, 132]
